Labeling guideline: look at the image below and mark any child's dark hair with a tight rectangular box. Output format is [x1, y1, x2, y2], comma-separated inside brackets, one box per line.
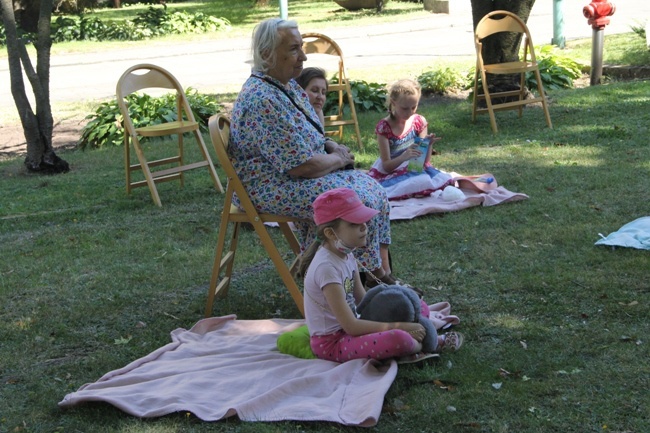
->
[293, 219, 340, 280]
[295, 67, 328, 91]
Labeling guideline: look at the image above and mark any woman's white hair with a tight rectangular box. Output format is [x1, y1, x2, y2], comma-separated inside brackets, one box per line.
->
[251, 18, 299, 73]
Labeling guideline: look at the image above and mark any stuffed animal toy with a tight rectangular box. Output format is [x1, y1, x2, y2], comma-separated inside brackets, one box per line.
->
[357, 284, 437, 353]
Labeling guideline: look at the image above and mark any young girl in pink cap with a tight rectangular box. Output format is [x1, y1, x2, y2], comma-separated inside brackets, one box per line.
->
[296, 187, 463, 363]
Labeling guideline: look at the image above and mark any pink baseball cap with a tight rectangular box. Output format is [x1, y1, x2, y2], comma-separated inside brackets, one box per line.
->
[313, 188, 379, 225]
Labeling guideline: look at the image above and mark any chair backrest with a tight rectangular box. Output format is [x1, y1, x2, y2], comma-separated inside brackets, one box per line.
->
[116, 64, 194, 134]
[302, 32, 347, 88]
[475, 10, 529, 41]
[474, 11, 535, 64]
[208, 114, 236, 184]
[301, 32, 363, 148]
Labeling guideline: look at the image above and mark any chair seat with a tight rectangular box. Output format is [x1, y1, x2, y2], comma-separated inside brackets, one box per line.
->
[136, 120, 199, 137]
[483, 61, 539, 75]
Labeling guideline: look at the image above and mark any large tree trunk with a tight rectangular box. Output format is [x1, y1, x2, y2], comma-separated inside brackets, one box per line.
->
[470, 0, 536, 97]
[0, 0, 69, 173]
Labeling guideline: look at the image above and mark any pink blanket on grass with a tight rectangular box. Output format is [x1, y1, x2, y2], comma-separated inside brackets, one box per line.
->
[58, 315, 397, 427]
[389, 172, 528, 220]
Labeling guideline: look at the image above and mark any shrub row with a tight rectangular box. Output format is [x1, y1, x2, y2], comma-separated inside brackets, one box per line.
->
[52, 6, 230, 43]
[78, 47, 580, 149]
[0, 6, 229, 46]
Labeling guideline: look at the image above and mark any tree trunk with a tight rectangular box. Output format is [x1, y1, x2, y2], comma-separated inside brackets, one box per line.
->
[470, 0, 536, 97]
[1, 0, 70, 173]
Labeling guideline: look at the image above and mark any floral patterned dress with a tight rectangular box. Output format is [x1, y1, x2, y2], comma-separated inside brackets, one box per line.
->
[229, 71, 390, 270]
[368, 114, 453, 200]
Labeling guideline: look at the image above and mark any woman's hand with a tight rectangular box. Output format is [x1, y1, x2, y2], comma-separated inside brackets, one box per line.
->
[325, 140, 355, 168]
[287, 148, 353, 178]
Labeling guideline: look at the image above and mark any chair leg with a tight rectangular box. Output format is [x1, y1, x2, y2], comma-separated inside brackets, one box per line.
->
[205, 214, 239, 317]
[344, 80, 364, 149]
[251, 219, 305, 317]
[518, 72, 525, 118]
[471, 69, 480, 123]
[535, 69, 553, 129]
[131, 136, 163, 207]
[193, 130, 224, 193]
[178, 133, 185, 188]
[124, 133, 132, 195]
[278, 222, 301, 255]
[481, 71, 498, 133]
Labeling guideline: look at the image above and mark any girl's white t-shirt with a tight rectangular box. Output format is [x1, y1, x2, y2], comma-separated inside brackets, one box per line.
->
[304, 246, 359, 336]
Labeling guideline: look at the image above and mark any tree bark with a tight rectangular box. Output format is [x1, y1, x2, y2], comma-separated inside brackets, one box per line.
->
[1, 0, 69, 173]
[470, 0, 536, 96]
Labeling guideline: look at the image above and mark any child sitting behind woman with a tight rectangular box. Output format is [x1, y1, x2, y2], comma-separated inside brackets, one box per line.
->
[368, 78, 454, 200]
[296, 187, 463, 363]
[295, 67, 328, 127]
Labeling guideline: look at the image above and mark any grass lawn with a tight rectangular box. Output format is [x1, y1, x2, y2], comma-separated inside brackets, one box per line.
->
[1, 3, 650, 432]
[2, 77, 649, 432]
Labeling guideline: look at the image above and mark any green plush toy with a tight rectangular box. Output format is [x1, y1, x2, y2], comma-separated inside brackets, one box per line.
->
[276, 324, 317, 359]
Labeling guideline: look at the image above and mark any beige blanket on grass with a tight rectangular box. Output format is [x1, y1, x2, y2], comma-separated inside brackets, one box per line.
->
[58, 315, 397, 427]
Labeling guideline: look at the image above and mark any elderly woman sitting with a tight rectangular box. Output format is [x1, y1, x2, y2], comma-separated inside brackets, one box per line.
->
[229, 18, 399, 287]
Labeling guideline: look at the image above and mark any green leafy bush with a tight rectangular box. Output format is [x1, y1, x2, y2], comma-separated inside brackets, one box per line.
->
[630, 21, 646, 39]
[324, 78, 387, 115]
[49, 7, 230, 44]
[526, 45, 583, 91]
[78, 88, 222, 150]
[417, 67, 469, 94]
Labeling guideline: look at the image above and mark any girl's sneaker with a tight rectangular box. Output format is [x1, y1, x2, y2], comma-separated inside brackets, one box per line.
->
[438, 332, 464, 352]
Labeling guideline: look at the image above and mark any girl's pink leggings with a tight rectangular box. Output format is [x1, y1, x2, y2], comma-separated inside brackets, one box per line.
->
[310, 329, 417, 362]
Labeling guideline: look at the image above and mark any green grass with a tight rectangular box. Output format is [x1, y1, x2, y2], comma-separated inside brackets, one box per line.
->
[2, 78, 649, 432]
[2, 3, 650, 432]
[567, 32, 650, 67]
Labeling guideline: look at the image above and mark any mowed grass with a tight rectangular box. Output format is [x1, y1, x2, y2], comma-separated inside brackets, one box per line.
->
[1, 77, 649, 432]
[1, 2, 650, 432]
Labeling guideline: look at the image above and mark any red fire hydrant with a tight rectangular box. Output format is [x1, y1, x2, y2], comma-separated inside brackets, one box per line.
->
[583, 0, 616, 30]
[583, 0, 616, 85]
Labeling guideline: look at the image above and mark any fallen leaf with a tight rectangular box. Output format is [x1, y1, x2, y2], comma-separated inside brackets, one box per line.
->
[114, 336, 132, 345]
[492, 382, 502, 389]
[498, 368, 511, 378]
[520, 340, 528, 350]
[618, 301, 639, 306]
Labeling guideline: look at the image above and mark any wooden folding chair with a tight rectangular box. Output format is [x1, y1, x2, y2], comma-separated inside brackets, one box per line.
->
[471, 10, 552, 133]
[116, 63, 223, 207]
[205, 114, 305, 317]
[302, 32, 364, 149]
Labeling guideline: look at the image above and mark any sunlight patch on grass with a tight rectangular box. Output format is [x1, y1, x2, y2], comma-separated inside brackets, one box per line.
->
[488, 314, 527, 330]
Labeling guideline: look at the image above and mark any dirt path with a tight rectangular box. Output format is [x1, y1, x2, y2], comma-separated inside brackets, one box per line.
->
[0, 116, 87, 161]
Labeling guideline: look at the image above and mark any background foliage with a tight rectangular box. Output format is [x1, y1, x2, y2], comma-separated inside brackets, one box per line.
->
[79, 89, 222, 149]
